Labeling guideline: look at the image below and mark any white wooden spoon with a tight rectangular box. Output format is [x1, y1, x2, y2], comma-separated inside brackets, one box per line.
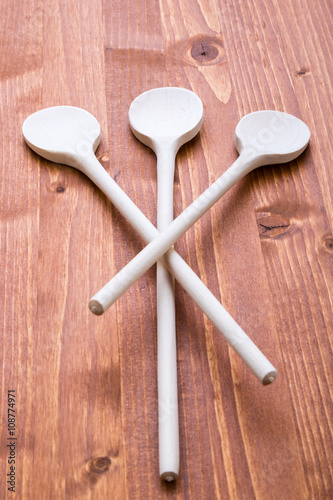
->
[22, 106, 277, 388]
[91, 110, 310, 317]
[129, 87, 204, 481]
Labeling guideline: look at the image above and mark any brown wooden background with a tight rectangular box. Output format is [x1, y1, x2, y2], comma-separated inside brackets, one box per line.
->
[0, 0, 332, 498]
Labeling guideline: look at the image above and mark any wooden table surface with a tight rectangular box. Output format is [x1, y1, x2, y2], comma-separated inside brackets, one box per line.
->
[1, 0, 332, 498]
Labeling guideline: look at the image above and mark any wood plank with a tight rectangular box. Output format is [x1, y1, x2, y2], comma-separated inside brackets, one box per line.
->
[0, 0, 332, 498]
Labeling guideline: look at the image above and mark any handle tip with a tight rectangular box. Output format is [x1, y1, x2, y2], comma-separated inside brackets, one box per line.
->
[89, 300, 105, 316]
[160, 471, 178, 482]
[262, 370, 277, 385]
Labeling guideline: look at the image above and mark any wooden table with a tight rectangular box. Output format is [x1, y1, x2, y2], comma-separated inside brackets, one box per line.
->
[1, 0, 332, 498]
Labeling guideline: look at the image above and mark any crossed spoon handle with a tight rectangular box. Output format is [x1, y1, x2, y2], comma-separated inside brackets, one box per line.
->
[85, 153, 277, 385]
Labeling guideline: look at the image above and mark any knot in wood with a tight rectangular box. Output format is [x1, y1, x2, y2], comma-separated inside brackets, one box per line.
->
[256, 213, 291, 239]
[87, 456, 111, 474]
[191, 42, 218, 63]
[295, 67, 310, 76]
[181, 36, 226, 66]
[50, 181, 66, 194]
[324, 237, 333, 250]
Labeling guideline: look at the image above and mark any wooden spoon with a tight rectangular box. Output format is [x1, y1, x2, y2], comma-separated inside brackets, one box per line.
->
[129, 87, 204, 481]
[91, 110, 310, 315]
[23, 106, 277, 388]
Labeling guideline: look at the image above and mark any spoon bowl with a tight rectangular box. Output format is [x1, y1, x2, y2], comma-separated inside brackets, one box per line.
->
[22, 106, 100, 168]
[235, 110, 310, 168]
[129, 87, 204, 152]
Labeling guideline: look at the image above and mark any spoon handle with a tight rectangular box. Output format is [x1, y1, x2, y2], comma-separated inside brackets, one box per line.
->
[85, 154, 276, 385]
[156, 148, 179, 481]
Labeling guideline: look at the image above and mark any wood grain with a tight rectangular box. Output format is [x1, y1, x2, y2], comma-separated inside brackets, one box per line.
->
[0, 0, 332, 498]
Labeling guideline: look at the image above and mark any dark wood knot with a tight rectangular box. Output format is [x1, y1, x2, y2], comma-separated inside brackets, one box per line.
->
[49, 182, 66, 194]
[191, 42, 218, 63]
[182, 35, 226, 66]
[296, 67, 310, 76]
[87, 456, 111, 474]
[324, 237, 333, 251]
[256, 213, 291, 238]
